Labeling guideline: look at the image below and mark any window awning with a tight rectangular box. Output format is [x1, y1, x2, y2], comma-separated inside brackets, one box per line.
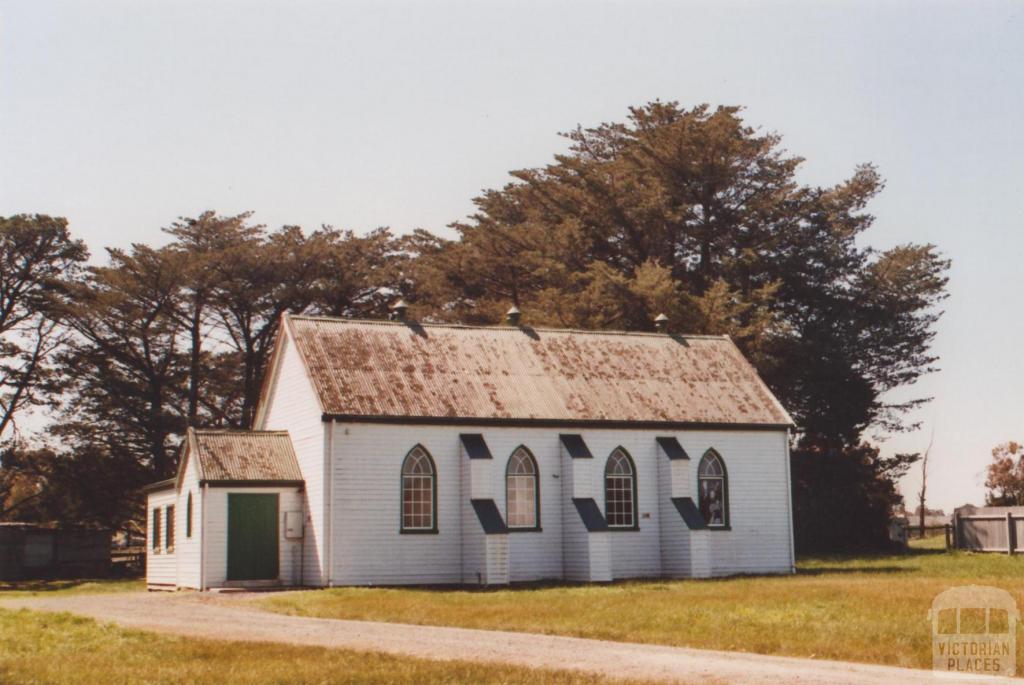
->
[460, 433, 493, 460]
[656, 436, 689, 460]
[572, 498, 608, 531]
[560, 434, 593, 459]
[470, 499, 507, 534]
[672, 497, 707, 530]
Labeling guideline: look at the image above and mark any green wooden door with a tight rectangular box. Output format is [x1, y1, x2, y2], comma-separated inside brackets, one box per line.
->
[227, 494, 279, 581]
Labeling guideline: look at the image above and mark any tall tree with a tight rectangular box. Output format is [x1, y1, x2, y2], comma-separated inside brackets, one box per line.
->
[0, 215, 87, 520]
[0, 215, 87, 444]
[209, 225, 321, 427]
[58, 244, 187, 479]
[985, 442, 1024, 506]
[414, 102, 949, 550]
[917, 431, 934, 536]
[163, 211, 262, 427]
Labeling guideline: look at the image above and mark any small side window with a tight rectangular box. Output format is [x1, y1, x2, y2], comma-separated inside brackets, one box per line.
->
[186, 492, 193, 539]
[152, 507, 161, 552]
[165, 505, 175, 551]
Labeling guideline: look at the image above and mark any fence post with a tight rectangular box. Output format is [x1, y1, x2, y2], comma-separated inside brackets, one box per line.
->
[1008, 512, 1016, 556]
[953, 511, 960, 550]
[945, 523, 951, 550]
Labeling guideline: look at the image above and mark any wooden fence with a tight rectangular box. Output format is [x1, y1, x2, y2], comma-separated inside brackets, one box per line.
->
[0, 526, 111, 580]
[953, 511, 1024, 554]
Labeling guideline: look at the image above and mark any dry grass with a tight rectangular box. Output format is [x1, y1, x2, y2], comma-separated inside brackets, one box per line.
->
[908, 534, 949, 551]
[257, 549, 1024, 672]
[0, 608, 655, 685]
[0, 578, 144, 598]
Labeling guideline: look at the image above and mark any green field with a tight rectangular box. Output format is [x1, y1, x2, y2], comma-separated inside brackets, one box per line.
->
[257, 546, 1023, 672]
[3, 547, 1017, 680]
[0, 600, 645, 685]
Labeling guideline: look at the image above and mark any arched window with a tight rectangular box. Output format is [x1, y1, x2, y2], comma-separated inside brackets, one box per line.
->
[506, 447, 539, 530]
[698, 450, 728, 527]
[401, 446, 436, 532]
[186, 491, 193, 538]
[604, 448, 637, 529]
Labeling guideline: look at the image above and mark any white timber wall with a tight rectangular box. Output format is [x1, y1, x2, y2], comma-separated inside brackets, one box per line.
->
[175, 455, 202, 589]
[560, 440, 610, 582]
[258, 330, 327, 586]
[658, 446, 691, 578]
[678, 431, 793, 576]
[460, 443, 486, 584]
[331, 423, 463, 585]
[585, 433, 662, 579]
[201, 486, 305, 587]
[480, 433, 563, 583]
[328, 423, 792, 585]
[145, 489, 177, 587]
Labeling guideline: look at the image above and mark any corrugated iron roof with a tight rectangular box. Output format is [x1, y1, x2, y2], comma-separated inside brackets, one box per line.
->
[185, 429, 303, 483]
[285, 315, 792, 427]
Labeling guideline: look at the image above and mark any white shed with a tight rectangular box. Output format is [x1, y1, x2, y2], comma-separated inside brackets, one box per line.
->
[145, 429, 305, 590]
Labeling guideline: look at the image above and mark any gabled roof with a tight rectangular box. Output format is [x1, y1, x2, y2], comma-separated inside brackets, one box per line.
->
[281, 314, 793, 428]
[178, 428, 303, 485]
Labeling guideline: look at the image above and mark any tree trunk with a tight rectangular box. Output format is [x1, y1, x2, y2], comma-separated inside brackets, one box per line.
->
[187, 303, 203, 427]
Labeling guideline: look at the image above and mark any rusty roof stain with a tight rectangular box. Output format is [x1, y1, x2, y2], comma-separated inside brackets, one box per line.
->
[183, 428, 303, 483]
[284, 315, 793, 427]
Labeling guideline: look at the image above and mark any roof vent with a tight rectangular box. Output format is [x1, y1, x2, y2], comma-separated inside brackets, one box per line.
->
[391, 298, 409, 321]
[654, 313, 669, 332]
[506, 305, 521, 326]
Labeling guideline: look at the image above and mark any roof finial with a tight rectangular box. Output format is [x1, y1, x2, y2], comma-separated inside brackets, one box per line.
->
[654, 313, 669, 332]
[391, 298, 409, 321]
[506, 305, 521, 326]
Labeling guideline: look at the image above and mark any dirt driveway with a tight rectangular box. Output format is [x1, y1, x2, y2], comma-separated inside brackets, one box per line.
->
[2, 591, 1011, 685]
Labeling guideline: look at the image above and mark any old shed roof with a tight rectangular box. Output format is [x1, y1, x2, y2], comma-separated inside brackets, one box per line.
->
[283, 315, 792, 428]
[182, 429, 303, 484]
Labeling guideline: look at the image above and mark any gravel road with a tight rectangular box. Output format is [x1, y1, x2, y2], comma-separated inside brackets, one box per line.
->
[2, 591, 1012, 685]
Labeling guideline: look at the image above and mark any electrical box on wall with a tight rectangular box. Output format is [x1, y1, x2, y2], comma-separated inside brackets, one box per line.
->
[284, 510, 304, 539]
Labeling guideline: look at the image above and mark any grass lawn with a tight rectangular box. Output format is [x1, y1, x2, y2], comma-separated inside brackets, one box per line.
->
[908, 534, 949, 551]
[0, 578, 144, 598]
[0, 579, 648, 684]
[0, 608, 650, 685]
[256, 547, 1024, 672]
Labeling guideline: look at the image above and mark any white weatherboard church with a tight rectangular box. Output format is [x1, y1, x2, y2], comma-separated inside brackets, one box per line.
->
[145, 306, 795, 590]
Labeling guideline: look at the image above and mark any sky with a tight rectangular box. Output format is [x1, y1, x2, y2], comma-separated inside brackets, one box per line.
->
[2, 0, 1023, 513]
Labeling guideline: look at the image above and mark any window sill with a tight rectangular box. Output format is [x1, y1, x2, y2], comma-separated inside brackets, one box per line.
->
[508, 526, 543, 533]
[606, 525, 640, 532]
[705, 525, 731, 532]
[400, 528, 439, 535]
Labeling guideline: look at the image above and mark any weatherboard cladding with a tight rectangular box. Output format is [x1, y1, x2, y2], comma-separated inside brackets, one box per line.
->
[286, 315, 792, 426]
[189, 430, 303, 483]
